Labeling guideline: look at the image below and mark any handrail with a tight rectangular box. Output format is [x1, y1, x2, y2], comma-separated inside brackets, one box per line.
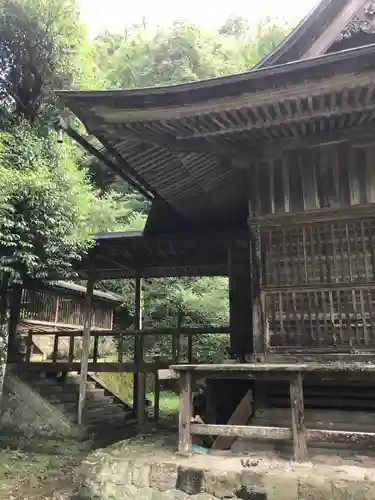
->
[23, 326, 231, 337]
[23, 325, 230, 364]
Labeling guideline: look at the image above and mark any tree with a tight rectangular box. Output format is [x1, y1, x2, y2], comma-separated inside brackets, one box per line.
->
[94, 17, 292, 90]
[0, 113, 130, 281]
[0, 0, 102, 121]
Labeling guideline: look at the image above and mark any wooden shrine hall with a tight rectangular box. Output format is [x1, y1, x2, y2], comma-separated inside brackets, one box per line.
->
[57, 0, 375, 461]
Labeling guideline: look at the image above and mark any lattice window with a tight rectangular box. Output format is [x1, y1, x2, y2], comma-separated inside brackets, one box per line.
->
[263, 218, 375, 288]
[266, 287, 375, 349]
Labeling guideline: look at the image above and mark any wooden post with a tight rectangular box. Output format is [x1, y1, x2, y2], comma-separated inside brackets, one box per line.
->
[118, 334, 123, 363]
[187, 335, 193, 364]
[251, 225, 265, 355]
[133, 276, 142, 411]
[26, 330, 33, 363]
[290, 372, 308, 462]
[69, 335, 75, 363]
[52, 334, 59, 362]
[93, 335, 99, 363]
[154, 355, 160, 422]
[176, 310, 182, 363]
[133, 275, 146, 430]
[77, 274, 95, 426]
[54, 296, 60, 326]
[178, 370, 192, 454]
[172, 333, 177, 363]
[228, 241, 253, 359]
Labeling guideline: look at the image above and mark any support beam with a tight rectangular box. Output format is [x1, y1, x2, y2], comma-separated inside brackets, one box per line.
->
[77, 273, 95, 426]
[178, 371, 192, 454]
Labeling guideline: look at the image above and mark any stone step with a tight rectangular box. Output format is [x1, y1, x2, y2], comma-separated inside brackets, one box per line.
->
[86, 412, 134, 429]
[86, 407, 128, 424]
[32, 382, 104, 397]
[54, 397, 116, 414]
[62, 379, 97, 390]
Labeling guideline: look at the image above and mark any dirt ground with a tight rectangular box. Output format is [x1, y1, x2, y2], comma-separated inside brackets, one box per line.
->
[0, 411, 177, 500]
[0, 434, 89, 500]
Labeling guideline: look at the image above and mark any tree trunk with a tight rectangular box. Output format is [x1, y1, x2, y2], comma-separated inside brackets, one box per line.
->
[0, 273, 10, 412]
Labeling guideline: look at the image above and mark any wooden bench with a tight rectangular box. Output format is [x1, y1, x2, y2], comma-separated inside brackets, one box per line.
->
[170, 362, 375, 462]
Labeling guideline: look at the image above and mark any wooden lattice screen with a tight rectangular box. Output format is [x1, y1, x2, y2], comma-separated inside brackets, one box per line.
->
[262, 217, 375, 351]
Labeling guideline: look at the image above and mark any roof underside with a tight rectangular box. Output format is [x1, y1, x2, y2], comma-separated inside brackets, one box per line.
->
[76, 229, 248, 279]
[60, 43, 375, 233]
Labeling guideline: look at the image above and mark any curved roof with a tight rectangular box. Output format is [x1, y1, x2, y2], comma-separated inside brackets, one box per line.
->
[57, 1, 375, 233]
[58, 43, 375, 231]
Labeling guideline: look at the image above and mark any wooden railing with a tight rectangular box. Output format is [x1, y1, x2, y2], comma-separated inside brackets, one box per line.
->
[23, 326, 231, 370]
[22, 326, 230, 425]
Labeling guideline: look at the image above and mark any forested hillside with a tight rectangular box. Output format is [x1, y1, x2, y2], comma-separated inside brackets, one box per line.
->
[0, 0, 292, 397]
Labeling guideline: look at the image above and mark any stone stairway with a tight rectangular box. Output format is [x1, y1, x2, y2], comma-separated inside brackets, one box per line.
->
[18, 371, 136, 440]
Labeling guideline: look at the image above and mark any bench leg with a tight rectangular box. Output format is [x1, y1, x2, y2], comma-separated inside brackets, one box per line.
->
[290, 372, 308, 462]
[178, 371, 192, 454]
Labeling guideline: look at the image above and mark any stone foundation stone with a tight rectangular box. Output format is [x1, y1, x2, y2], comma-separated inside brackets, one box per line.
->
[149, 462, 178, 491]
[74, 450, 375, 500]
[177, 467, 205, 495]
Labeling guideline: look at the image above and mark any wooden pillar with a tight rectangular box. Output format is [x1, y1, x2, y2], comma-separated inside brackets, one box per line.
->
[176, 310, 182, 363]
[26, 330, 33, 363]
[54, 296, 60, 327]
[187, 335, 193, 364]
[251, 225, 265, 355]
[172, 311, 182, 363]
[154, 355, 160, 422]
[77, 273, 95, 426]
[133, 275, 146, 430]
[178, 370, 192, 454]
[290, 372, 308, 462]
[228, 241, 253, 358]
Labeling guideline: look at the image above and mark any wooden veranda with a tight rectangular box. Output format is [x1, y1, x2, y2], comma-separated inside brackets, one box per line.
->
[57, 0, 375, 460]
[19, 230, 236, 426]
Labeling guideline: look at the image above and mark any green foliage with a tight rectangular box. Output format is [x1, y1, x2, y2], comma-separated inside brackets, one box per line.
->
[0, 113, 128, 280]
[0, 0, 103, 120]
[93, 17, 292, 89]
